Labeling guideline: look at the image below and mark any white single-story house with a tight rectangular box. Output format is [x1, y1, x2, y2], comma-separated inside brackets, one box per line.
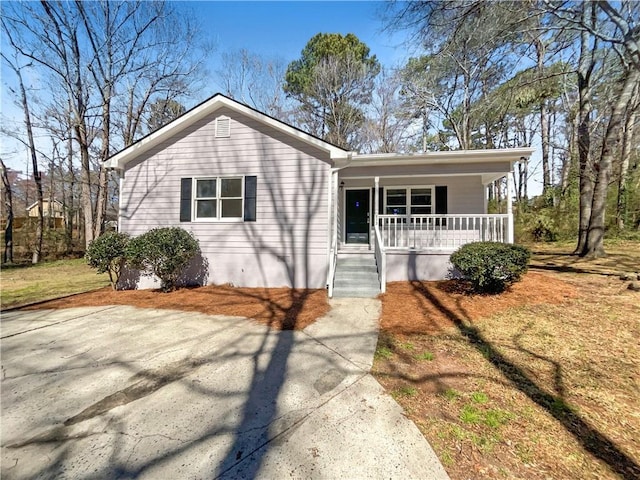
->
[105, 94, 533, 297]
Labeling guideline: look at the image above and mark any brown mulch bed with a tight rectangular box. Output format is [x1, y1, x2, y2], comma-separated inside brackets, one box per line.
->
[26, 285, 329, 330]
[379, 272, 579, 335]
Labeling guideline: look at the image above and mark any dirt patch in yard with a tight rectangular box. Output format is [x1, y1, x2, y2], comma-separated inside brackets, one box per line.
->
[26, 285, 329, 330]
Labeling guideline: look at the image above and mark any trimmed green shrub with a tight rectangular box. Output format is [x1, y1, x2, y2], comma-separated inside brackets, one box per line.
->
[85, 232, 130, 290]
[126, 227, 199, 292]
[450, 242, 531, 293]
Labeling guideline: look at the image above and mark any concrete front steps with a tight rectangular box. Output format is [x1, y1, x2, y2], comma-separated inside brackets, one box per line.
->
[332, 252, 381, 298]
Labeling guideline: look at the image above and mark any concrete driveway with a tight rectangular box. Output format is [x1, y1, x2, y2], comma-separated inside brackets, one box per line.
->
[1, 300, 448, 479]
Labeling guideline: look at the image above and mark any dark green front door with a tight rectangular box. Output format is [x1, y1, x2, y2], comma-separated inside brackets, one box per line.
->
[345, 189, 370, 244]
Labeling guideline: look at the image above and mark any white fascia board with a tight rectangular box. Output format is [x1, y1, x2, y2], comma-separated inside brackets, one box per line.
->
[346, 148, 535, 167]
[104, 95, 350, 170]
[340, 172, 512, 180]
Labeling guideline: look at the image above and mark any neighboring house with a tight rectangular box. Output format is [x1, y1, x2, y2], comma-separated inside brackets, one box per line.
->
[27, 199, 65, 218]
[105, 94, 534, 296]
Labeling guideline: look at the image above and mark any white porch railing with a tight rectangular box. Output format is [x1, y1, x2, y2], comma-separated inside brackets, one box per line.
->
[327, 232, 338, 297]
[373, 222, 386, 293]
[377, 214, 510, 250]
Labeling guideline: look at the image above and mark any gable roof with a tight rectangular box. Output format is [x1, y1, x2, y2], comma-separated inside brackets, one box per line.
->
[104, 93, 352, 170]
[27, 199, 64, 211]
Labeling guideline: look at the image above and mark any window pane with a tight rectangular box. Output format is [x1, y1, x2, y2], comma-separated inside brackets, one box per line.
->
[221, 198, 242, 218]
[221, 178, 242, 197]
[411, 188, 431, 206]
[196, 179, 216, 198]
[196, 199, 216, 218]
[411, 206, 432, 215]
[386, 206, 407, 215]
[386, 189, 406, 206]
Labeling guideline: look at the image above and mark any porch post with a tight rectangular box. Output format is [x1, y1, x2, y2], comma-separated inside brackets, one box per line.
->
[117, 170, 124, 233]
[483, 183, 488, 214]
[374, 176, 379, 221]
[332, 170, 339, 247]
[506, 173, 514, 243]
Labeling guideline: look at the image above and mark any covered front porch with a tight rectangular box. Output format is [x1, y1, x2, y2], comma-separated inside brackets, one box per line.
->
[326, 148, 534, 297]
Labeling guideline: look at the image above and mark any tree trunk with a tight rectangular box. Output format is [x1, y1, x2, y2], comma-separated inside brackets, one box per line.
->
[540, 100, 551, 197]
[13, 61, 44, 263]
[561, 112, 579, 196]
[64, 117, 74, 253]
[94, 167, 108, 239]
[576, 91, 594, 253]
[1, 158, 14, 264]
[94, 96, 111, 240]
[78, 132, 94, 247]
[574, 1, 596, 254]
[615, 85, 638, 230]
[516, 157, 528, 204]
[48, 155, 55, 228]
[535, 37, 551, 198]
[581, 68, 640, 257]
[461, 70, 471, 149]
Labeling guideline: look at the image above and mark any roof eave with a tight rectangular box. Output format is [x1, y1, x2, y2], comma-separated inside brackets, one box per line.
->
[345, 147, 535, 168]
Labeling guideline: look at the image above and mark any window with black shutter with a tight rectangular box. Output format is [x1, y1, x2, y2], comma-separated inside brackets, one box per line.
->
[182, 175, 256, 222]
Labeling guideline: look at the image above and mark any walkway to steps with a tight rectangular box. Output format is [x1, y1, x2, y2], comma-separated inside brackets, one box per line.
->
[332, 251, 381, 298]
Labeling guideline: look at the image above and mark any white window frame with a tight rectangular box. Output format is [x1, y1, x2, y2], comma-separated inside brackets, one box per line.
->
[383, 185, 435, 216]
[193, 176, 244, 222]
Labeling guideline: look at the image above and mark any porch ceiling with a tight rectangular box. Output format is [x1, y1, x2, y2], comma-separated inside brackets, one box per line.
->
[481, 172, 511, 184]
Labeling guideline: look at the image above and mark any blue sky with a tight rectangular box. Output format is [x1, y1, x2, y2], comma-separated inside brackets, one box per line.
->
[190, 1, 408, 70]
[1, 1, 410, 172]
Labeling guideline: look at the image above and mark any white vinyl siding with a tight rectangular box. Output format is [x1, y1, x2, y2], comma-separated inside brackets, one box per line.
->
[119, 106, 331, 288]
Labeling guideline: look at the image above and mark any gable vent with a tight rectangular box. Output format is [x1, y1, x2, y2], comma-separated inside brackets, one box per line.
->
[215, 116, 231, 138]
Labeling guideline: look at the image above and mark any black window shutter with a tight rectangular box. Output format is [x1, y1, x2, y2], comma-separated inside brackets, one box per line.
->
[435, 186, 448, 214]
[180, 178, 192, 222]
[378, 187, 384, 215]
[244, 176, 257, 222]
[435, 186, 447, 227]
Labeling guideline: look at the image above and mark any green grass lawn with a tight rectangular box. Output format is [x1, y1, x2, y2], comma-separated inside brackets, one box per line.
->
[1, 258, 109, 309]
